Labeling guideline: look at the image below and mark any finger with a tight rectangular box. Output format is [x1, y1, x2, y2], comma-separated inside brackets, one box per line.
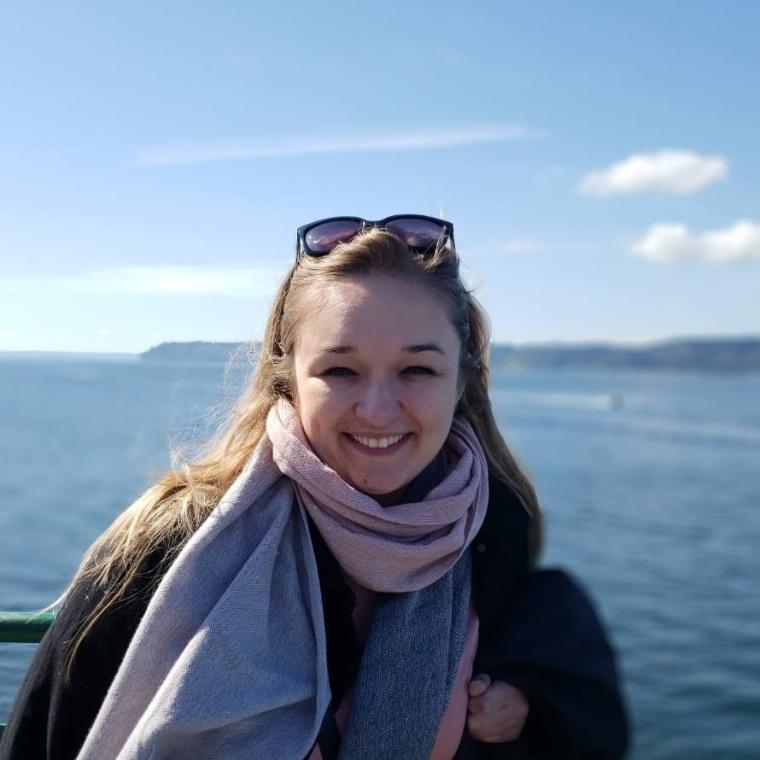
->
[471, 727, 524, 744]
[468, 690, 512, 715]
[471, 681, 529, 715]
[468, 690, 510, 715]
[468, 706, 515, 728]
[468, 692, 494, 714]
[468, 698, 530, 733]
[467, 673, 492, 697]
[467, 713, 525, 743]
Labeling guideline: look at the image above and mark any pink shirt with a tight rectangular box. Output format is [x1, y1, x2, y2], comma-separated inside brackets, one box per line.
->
[309, 574, 480, 760]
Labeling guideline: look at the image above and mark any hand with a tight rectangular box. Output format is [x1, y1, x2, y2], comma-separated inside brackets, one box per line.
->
[467, 673, 530, 743]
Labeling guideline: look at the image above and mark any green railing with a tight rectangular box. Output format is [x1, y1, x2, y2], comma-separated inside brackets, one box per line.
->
[0, 611, 55, 740]
[0, 612, 54, 643]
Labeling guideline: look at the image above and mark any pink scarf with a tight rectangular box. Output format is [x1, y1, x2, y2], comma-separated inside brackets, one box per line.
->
[267, 398, 489, 592]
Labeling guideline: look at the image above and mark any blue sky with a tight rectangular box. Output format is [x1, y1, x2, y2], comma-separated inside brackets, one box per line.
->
[1, 1, 759, 352]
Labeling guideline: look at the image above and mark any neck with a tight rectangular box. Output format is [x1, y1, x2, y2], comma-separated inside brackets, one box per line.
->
[369, 448, 448, 507]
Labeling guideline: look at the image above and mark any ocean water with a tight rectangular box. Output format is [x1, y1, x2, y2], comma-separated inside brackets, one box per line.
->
[1, 355, 759, 758]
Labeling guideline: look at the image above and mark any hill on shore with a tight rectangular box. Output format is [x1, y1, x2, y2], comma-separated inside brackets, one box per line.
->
[140, 337, 760, 372]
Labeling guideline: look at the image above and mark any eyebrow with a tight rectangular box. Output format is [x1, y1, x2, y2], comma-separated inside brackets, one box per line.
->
[319, 343, 446, 355]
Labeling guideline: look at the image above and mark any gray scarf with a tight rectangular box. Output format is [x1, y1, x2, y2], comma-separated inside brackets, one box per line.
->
[339, 549, 472, 758]
[332, 448, 471, 758]
[75, 401, 488, 759]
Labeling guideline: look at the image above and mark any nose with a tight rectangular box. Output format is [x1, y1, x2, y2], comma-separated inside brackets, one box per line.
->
[354, 379, 402, 428]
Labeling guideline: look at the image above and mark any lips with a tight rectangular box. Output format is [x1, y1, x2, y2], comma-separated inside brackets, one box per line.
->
[343, 432, 411, 454]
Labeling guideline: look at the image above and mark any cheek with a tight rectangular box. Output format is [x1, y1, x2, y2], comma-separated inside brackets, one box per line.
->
[409, 381, 459, 431]
[295, 380, 343, 445]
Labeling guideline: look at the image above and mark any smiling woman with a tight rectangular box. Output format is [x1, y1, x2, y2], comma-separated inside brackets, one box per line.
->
[0, 220, 628, 760]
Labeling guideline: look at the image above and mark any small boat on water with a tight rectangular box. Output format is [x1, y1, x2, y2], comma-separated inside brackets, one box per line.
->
[608, 393, 623, 410]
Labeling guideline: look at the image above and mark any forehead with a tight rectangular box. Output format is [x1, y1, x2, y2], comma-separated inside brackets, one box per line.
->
[295, 276, 459, 354]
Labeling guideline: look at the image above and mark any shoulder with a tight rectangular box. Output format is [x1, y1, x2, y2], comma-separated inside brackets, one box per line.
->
[470, 471, 534, 625]
[0, 545, 171, 760]
[481, 472, 533, 545]
[474, 470, 533, 572]
[62, 542, 176, 687]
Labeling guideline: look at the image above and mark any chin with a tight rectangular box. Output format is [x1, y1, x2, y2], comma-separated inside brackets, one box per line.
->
[363, 483, 399, 496]
[348, 473, 407, 497]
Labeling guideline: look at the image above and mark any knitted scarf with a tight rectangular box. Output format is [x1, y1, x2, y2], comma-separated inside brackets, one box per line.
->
[76, 399, 489, 760]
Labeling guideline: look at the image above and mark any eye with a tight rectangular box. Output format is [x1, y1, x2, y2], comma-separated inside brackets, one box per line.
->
[402, 365, 437, 376]
[320, 366, 356, 377]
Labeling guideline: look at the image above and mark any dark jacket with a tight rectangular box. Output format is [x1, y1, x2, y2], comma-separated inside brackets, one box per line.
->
[0, 473, 629, 759]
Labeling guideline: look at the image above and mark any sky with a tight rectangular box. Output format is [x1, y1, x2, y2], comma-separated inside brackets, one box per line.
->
[1, 1, 759, 353]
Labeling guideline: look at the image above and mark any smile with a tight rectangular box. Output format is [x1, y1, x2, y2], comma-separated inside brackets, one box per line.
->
[344, 433, 411, 453]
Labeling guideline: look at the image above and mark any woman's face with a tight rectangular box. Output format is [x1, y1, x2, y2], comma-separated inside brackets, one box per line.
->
[292, 275, 462, 501]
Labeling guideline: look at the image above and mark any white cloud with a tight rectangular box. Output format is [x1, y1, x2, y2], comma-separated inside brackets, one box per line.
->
[500, 238, 543, 254]
[0, 265, 288, 298]
[629, 224, 695, 263]
[578, 150, 728, 196]
[630, 220, 760, 263]
[137, 124, 544, 166]
[701, 221, 760, 262]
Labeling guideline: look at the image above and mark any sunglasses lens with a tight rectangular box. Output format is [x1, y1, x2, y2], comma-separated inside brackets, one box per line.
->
[384, 218, 447, 251]
[305, 220, 362, 254]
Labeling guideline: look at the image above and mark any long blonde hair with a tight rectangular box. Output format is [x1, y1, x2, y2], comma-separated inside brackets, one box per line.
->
[60, 228, 543, 679]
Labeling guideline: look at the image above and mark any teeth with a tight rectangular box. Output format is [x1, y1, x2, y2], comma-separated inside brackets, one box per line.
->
[351, 434, 405, 449]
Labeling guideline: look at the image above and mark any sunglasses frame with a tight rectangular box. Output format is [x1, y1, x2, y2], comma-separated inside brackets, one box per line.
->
[296, 214, 455, 260]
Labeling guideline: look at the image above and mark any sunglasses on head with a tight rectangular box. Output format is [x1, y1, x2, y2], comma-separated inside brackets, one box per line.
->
[296, 214, 455, 259]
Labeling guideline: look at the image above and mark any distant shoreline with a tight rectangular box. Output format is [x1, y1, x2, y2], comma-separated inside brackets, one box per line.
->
[140, 337, 760, 372]
[8, 336, 760, 372]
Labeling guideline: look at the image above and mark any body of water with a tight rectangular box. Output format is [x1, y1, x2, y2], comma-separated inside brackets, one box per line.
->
[1, 356, 759, 758]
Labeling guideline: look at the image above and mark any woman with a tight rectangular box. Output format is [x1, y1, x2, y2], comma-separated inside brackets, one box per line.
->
[1, 215, 628, 759]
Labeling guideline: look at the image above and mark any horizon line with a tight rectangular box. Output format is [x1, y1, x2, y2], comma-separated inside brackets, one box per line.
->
[3, 333, 759, 357]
